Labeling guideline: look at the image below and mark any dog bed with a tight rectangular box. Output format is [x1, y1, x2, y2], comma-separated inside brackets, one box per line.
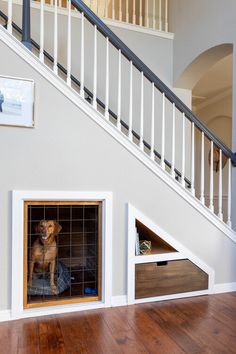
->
[27, 261, 71, 296]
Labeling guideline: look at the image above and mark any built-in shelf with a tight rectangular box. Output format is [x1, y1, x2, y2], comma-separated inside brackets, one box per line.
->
[136, 220, 178, 256]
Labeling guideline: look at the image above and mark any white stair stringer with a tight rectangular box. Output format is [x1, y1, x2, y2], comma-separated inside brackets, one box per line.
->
[1, 25, 236, 244]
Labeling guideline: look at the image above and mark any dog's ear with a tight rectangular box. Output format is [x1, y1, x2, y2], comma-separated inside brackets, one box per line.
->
[35, 221, 42, 234]
[54, 221, 62, 234]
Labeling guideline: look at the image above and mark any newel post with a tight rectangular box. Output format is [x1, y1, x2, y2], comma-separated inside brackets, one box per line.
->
[21, 0, 32, 50]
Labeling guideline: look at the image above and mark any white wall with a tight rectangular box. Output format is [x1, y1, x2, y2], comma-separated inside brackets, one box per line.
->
[169, 0, 236, 228]
[0, 38, 236, 314]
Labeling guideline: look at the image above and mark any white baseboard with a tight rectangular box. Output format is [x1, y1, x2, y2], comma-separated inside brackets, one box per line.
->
[111, 295, 127, 307]
[0, 310, 11, 322]
[213, 282, 236, 294]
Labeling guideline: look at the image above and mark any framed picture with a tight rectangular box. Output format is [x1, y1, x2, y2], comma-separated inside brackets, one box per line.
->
[0, 75, 34, 127]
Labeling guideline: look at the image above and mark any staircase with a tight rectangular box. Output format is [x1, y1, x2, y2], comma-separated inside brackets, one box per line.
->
[1, 0, 236, 319]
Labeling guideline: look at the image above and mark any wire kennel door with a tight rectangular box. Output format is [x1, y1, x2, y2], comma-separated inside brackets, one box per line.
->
[24, 201, 102, 309]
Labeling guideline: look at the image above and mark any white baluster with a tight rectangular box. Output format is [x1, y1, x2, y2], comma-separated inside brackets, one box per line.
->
[126, 0, 129, 23]
[59, 0, 62, 8]
[161, 92, 165, 169]
[181, 113, 185, 187]
[209, 141, 214, 212]
[112, 0, 115, 20]
[53, 0, 58, 75]
[66, 0, 71, 86]
[105, 37, 109, 119]
[93, 25, 97, 109]
[218, 149, 223, 220]
[7, 0, 12, 34]
[227, 160, 232, 228]
[105, 0, 108, 18]
[117, 49, 121, 130]
[200, 132, 205, 204]
[145, 0, 149, 27]
[128, 61, 133, 140]
[171, 103, 175, 178]
[140, 72, 144, 150]
[158, 0, 162, 31]
[165, 0, 168, 32]
[150, 83, 155, 160]
[80, 12, 85, 98]
[50, 0, 53, 6]
[152, 0, 156, 29]
[90, 0, 92, 9]
[139, 0, 143, 26]
[191, 122, 195, 195]
[119, 0, 122, 21]
[133, 0, 136, 24]
[39, 0, 44, 62]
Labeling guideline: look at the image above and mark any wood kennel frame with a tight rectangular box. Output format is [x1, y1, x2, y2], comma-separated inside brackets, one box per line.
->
[23, 201, 102, 309]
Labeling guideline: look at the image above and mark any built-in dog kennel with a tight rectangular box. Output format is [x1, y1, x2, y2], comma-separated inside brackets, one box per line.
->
[24, 201, 102, 308]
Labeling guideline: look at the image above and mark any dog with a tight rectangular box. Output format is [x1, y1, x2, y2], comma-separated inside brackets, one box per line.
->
[28, 220, 62, 295]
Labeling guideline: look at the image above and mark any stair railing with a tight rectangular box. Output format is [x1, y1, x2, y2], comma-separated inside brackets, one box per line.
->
[1, 0, 236, 228]
[31, 0, 169, 32]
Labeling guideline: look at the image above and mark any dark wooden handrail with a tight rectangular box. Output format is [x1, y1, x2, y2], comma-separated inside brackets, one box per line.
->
[70, 0, 236, 166]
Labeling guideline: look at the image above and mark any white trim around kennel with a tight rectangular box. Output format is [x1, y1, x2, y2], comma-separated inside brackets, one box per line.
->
[11, 190, 112, 320]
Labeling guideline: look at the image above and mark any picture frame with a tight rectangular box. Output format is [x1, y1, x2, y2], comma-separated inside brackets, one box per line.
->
[0, 75, 35, 127]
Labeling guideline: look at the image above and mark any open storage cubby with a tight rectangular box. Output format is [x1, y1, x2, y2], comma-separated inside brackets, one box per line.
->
[136, 220, 177, 255]
[24, 201, 102, 308]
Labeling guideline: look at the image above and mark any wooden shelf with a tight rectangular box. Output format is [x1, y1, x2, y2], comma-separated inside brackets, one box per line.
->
[136, 220, 178, 256]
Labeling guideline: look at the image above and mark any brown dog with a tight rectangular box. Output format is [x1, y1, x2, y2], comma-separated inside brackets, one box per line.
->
[28, 220, 62, 295]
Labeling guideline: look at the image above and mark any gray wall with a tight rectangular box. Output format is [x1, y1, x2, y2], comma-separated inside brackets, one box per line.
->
[1, 38, 236, 312]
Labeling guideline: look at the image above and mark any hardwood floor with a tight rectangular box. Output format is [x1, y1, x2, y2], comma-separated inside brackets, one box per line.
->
[1, 293, 236, 353]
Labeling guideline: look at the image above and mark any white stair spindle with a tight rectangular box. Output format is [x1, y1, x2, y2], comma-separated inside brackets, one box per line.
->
[117, 49, 121, 130]
[181, 113, 185, 187]
[218, 149, 223, 220]
[66, 0, 71, 86]
[158, 0, 162, 31]
[133, 0, 136, 24]
[139, 0, 143, 26]
[119, 0, 122, 21]
[171, 103, 175, 178]
[105, 37, 109, 119]
[105, 0, 108, 17]
[39, 0, 45, 62]
[150, 83, 155, 160]
[161, 92, 165, 169]
[200, 132, 205, 204]
[112, 0, 115, 20]
[53, 0, 58, 75]
[126, 0, 129, 23]
[145, 0, 149, 27]
[50, 0, 53, 6]
[140, 72, 144, 150]
[209, 141, 214, 212]
[80, 12, 85, 98]
[7, 0, 12, 34]
[93, 25, 97, 109]
[128, 61, 133, 140]
[89, 0, 92, 9]
[227, 160, 232, 228]
[59, 0, 62, 8]
[191, 122, 195, 195]
[152, 0, 156, 29]
[165, 0, 168, 32]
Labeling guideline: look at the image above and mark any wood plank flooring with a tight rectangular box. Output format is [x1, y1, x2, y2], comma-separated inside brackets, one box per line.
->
[1, 293, 236, 354]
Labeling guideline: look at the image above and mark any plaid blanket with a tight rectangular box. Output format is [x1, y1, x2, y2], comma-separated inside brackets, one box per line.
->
[27, 261, 71, 296]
